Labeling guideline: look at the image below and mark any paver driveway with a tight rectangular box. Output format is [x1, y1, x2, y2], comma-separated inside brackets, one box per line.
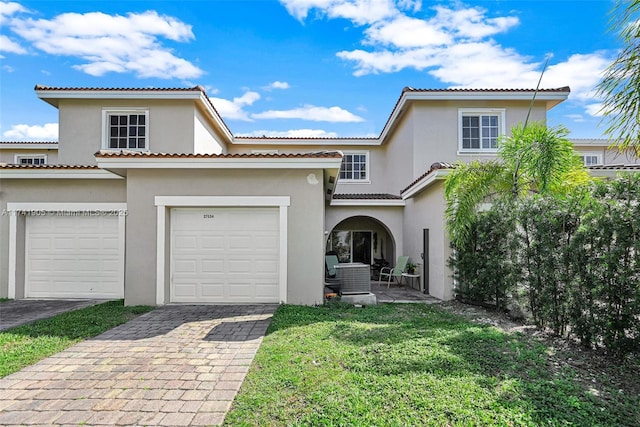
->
[0, 304, 276, 426]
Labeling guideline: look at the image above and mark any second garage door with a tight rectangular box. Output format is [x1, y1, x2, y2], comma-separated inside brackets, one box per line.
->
[170, 207, 280, 303]
[25, 213, 124, 299]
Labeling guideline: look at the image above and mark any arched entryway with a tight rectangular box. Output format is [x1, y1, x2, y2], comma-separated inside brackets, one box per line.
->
[325, 216, 396, 269]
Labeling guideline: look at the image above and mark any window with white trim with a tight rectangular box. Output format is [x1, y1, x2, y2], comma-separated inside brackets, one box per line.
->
[103, 109, 148, 150]
[459, 109, 505, 152]
[339, 152, 369, 182]
[15, 154, 47, 165]
[580, 153, 602, 166]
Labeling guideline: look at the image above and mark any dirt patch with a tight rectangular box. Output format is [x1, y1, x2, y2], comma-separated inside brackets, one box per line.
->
[437, 300, 640, 402]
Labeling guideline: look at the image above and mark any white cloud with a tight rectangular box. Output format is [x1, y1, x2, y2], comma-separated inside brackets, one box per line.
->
[210, 91, 261, 121]
[431, 6, 519, 40]
[266, 81, 291, 90]
[6, 9, 203, 79]
[280, 0, 398, 25]
[585, 103, 605, 118]
[237, 128, 339, 138]
[564, 114, 585, 123]
[283, 0, 612, 119]
[541, 53, 611, 101]
[251, 105, 365, 122]
[364, 15, 451, 48]
[3, 123, 58, 140]
[0, 34, 26, 54]
[0, 1, 26, 25]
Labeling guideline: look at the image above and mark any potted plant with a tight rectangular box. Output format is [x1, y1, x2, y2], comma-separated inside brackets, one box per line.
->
[406, 262, 417, 275]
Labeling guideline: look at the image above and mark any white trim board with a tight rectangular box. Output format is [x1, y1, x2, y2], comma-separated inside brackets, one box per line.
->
[154, 196, 291, 305]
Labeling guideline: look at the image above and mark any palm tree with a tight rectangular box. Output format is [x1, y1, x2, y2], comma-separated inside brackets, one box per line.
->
[596, 0, 640, 156]
[444, 121, 591, 247]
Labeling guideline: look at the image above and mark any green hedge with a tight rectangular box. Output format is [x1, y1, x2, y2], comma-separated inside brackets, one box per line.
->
[450, 174, 640, 358]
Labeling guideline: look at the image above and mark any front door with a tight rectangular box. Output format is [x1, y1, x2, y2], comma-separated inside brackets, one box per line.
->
[352, 231, 372, 265]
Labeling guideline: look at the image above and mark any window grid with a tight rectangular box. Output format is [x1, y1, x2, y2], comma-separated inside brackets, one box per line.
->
[18, 156, 46, 165]
[462, 114, 499, 150]
[582, 155, 601, 166]
[108, 113, 146, 149]
[339, 154, 368, 181]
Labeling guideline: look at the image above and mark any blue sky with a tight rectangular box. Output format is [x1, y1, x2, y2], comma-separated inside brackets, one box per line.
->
[0, 0, 621, 141]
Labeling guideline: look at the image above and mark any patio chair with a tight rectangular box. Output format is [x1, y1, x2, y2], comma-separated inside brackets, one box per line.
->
[378, 255, 409, 288]
[325, 255, 341, 292]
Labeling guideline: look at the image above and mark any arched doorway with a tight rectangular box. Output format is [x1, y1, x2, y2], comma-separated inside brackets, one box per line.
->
[326, 216, 396, 268]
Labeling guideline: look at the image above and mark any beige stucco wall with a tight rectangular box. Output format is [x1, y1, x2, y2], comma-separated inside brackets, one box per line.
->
[194, 108, 225, 154]
[411, 100, 547, 173]
[0, 178, 126, 298]
[123, 168, 326, 306]
[573, 146, 640, 165]
[57, 99, 199, 164]
[0, 149, 58, 164]
[402, 180, 453, 300]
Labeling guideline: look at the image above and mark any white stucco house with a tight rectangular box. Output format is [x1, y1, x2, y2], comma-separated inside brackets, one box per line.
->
[1, 84, 638, 306]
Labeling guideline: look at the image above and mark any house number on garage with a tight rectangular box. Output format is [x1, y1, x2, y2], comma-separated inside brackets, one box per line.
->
[203, 214, 215, 219]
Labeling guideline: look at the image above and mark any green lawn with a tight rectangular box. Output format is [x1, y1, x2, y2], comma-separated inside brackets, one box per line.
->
[0, 300, 154, 377]
[225, 303, 639, 427]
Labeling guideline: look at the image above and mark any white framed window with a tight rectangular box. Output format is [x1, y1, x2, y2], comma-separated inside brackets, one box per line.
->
[339, 151, 369, 182]
[458, 109, 505, 152]
[102, 109, 148, 150]
[15, 154, 47, 165]
[580, 153, 602, 166]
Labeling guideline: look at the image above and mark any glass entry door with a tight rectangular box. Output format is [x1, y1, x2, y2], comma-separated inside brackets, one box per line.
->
[352, 231, 372, 265]
[329, 230, 372, 264]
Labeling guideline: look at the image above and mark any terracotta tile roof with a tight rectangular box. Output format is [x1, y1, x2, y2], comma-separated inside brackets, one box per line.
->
[94, 150, 343, 159]
[0, 164, 98, 169]
[379, 87, 571, 143]
[588, 164, 640, 170]
[401, 86, 571, 93]
[332, 193, 402, 200]
[0, 141, 58, 144]
[35, 84, 233, 140]
[235, 136, 377, 141]
[34, 84, 205, 92]
[401, 162, 455, 194]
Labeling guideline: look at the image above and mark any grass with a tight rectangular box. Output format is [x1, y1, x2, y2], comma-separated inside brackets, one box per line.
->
[0, 300, 154, 377]
[0, 298, 10, 303]
[225, 303, 640, 427]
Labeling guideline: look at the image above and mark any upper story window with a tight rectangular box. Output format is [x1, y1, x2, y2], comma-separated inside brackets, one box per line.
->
[580, 153, 602, 166]
[339, 152, 369, 182]
[459, 109, 505, 152]
[15, 154, 47, 165]
[103, 109, 148, 150]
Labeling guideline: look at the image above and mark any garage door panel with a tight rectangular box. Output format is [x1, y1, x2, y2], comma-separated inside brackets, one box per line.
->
[201, 236, 225, 250]
[171, 207, 280, 303]
[174, 235, 198, 250]
[26, 214, 124, 299]
[174, 259, 197, 273]
[201, 260, 224, 273]
[200, 283, 224, 297]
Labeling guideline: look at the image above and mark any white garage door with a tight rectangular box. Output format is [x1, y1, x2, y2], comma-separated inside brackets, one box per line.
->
[25, 214, 124, 299]
[171, 207, 280, 303]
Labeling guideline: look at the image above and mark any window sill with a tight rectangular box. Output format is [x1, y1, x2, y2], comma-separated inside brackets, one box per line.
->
[457, 150, 498, 156]
[338, 180, 371, 184]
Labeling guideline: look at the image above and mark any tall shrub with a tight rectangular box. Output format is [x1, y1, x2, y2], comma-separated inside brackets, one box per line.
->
[516, 196, 582, 335]
[571, 174, 640, 356]
[450, 202, 519, 311]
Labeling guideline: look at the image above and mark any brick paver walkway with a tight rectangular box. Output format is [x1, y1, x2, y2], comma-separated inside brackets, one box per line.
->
[0, 299, 104, 331]
[0, 304, 276, 426]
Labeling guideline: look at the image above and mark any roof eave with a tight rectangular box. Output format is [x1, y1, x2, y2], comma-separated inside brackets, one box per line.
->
[329, 199, 405, 207]
[401, 169, 451, 200]
[0, 168, 123, 180]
